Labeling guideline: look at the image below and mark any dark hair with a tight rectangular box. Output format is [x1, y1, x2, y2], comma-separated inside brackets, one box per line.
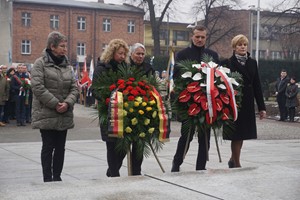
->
[281, 69, 287, 72]
[46, 31, 67, 49]
[6, 68, 15, 76]
[192, 25, 207, 34]
[290, 76, 296, 81]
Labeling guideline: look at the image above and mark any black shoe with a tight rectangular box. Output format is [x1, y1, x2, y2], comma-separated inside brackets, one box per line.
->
[171, 162, 180, 172]
[26, 120, 31, 123]
[53, 177, 62, 181]
[21, 123, 26, 126]
[106, 168, 111, 177]
[228, 160, 235, 168]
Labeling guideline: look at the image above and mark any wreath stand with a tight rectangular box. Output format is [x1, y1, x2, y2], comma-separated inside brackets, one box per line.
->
[126, 143, 165, 176]
[183, 127, 222, 164]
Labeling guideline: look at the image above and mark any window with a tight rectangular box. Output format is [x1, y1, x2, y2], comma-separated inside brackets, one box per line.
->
[21, 12, 31, 27]
[173, 30, 189, 41]
[50, 15, 59, 29]
[77, 43, 86, 56]
[77, 17, 86, 30]
[21, 40, 31, 54]
[127, 20, 135, 33]
[103, 18, 111, 32]
[160, 29, 169, 40]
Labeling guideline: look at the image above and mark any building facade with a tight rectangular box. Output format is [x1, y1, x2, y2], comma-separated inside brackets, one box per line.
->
[144, 21, 191, 56]
[205, 6, 300, 61]
[11, 0, 144, 66]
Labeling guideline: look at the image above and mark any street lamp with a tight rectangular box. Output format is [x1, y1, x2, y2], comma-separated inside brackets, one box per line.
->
[249, 0, 261, 66]
[256, 0, 261, 66]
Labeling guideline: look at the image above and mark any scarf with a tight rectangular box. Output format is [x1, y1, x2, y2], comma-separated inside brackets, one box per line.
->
[235, 54, 248, 66]
[46, 49, 65, 66]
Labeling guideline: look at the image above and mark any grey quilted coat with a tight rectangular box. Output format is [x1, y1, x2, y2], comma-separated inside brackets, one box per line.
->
[31, 50, 79, 130]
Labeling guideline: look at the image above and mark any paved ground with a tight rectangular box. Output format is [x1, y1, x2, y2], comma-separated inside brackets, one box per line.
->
[0, 104, 300, 200]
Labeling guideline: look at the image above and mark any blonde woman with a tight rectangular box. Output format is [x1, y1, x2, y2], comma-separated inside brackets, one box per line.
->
[92, 39, 130, 177]
[221, 34, 266, 168]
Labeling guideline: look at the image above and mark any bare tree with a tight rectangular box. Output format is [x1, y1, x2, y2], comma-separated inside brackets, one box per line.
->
[123, 0, 175, 56]
[269, 0, 300, 59]
[192, 0, 242, 48]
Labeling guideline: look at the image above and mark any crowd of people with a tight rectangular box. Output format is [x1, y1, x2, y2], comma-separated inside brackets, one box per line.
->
[1, 26, 298, 182]
[0, 64, 32, 127]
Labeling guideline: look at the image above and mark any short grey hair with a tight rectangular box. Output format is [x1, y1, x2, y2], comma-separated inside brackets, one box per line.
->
[46, 31, 67, 49]
[130, 43, 146, 54]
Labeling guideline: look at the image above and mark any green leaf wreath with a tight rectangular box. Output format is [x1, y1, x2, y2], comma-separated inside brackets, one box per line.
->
[92, 64, 169, 159]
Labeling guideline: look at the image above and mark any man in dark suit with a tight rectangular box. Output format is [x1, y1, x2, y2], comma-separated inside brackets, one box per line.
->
[275, 69, 289, 121]
[171, 25, 219, 172]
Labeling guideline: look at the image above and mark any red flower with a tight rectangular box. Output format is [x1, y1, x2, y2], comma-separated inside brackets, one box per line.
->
[193, 91, 203, 103]
[118, 83, 126, 89]
[188, 103, 201, 116]
[122, 89, 129, 95]
[215, 98, 223, 111]
[138, 81, 145, 87]
[105, 98, 110, 105]
[145, 85, 150, 90]
[126, 85, 133, 91]
[206, 112, 217, 124]
[212, 87, 219, 98]
[126, 81, 133, 85]
[143, 96, 149, 102]
[128, 96, 135, 101]
[140, 89, 147, 96]
[117, 79, 125, 85]
[187, 82, 201, 93]
[128, 77, 135, 82]
[178, 89, 191, 102]
[200, 96, 208, 110]
[130, 89, 139, 96]
[222, 108, 230, 120]
[109, 84, 116, 91]
[220, 93, 230, 104]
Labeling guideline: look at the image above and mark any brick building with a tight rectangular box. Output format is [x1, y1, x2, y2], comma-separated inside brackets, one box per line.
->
[11, 0, 144, 66]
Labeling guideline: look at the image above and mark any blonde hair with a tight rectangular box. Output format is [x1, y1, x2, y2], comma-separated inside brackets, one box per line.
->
[100, 39, 130, 63]
[231, 34, 249, 48]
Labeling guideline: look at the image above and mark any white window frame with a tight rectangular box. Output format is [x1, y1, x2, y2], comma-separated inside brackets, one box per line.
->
[22, 12, 31, 27]
[50, 15, 59, 29]
[77, 17, 86, 30]
[103, 18, 111, 32]
[127, 20, 135, 33]
[21, 40, 31, 54]
[77, 43, 86, 56]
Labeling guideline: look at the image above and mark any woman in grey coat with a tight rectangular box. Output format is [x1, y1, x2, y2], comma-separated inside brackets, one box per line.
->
[31, 31, 78, 182]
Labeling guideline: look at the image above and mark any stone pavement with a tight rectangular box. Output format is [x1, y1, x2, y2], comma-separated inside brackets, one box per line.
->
[0, 104, 300, 200]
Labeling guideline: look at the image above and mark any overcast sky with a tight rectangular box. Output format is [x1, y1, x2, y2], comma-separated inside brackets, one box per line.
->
[80, 0, 285, 23]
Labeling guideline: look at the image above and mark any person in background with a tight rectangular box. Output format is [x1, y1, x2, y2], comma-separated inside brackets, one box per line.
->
[221, 34, 266, 168]
[31, 31, 78, 182]
[0, 65, 9, 127]
[3, 67, 16, 124]
[92, 39, 130, 177]
[171, 25, 219, 172]
[285, 76, 298, 122]
[275, 69, 289, 121]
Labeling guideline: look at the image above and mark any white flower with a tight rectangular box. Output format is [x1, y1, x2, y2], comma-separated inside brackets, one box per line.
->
[192, 73, 202, 81]
[181, 71, 192, 78]
[192, 64, 202, 69]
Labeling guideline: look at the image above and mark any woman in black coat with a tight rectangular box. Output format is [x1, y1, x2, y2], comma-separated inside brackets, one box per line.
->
[285, 76, 298, 122]
[221, 34, 266, 168]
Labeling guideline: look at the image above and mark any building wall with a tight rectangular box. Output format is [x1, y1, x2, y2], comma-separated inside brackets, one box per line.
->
[0, 0, 13, 66]
[12, 2, 144, 65]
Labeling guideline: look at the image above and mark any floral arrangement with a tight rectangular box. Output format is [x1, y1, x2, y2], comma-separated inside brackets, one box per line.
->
[21, 78, 31, 90]
[92, 65, 169, 159]
[172, 58, 243, 138]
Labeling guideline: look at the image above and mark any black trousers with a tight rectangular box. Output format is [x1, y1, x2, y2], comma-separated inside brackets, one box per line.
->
[277, 95, 288, 120]
[173, 121, 211, 170]
[106, 141, 144, 177]
[288, 107, 296, 122]
[40, 129, 67, 182]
